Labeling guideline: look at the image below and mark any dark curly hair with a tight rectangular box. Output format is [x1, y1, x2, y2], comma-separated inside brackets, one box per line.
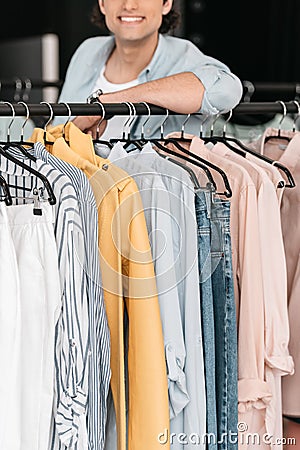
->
[90, 1, 181, 35]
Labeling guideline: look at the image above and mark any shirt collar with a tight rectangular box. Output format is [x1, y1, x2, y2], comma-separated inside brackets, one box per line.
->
[49, 122, 98, 166]
[257, 127, 300, 172]
[276, 132, 300, 172]
[141, 142, 157, 154]
[87, 35, 116, 70]
[47, 135, 96, 179]
[109, 141, 128, 162]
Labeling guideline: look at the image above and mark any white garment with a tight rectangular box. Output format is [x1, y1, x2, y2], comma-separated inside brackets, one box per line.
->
[0, 203, 21, 449]
[0, 202, 61, 450]
[92, 65, 139, 141]
[0, 152, 90, 449]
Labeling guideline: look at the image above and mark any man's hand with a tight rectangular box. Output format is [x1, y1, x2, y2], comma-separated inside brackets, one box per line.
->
[71, 72, 205, 137]
[72, 115, 108, 138]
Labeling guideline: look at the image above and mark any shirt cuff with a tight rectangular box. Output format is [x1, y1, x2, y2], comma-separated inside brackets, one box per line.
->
[196, 67, 243, 115]
[265, 353, 295, 376]
[166, 343, 190, 419]
[55, 386, 88, 448]
[238, 379, 272, 413]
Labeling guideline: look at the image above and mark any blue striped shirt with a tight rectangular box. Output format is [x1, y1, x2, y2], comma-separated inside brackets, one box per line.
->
[34, 142, 111, 450]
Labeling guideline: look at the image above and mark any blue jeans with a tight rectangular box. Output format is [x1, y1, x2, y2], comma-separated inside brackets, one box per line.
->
[195, 189, 218, 450]
[210, 198, 238, 450]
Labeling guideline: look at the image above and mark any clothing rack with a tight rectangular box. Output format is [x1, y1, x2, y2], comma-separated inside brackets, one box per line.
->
[1, 79, 300, 103]
[1, 79, 299, 94]
[0, 79, 63, 90]
[242, 81, 300, 102]
[242, 80, 300, 94]
[0, 101, 299, 117]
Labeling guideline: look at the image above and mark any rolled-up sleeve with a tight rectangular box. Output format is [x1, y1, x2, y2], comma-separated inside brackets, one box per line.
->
[162, 37, 243, 116]
[198, 67, 243, 115]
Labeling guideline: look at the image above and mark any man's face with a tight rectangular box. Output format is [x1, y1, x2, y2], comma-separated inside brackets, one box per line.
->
[99, 0, 173, 45]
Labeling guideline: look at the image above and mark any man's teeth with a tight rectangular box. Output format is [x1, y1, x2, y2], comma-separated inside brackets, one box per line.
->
[120, 17, 143, 22]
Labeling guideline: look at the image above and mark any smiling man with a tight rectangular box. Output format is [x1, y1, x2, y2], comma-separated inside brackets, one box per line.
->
[52, 0, 243, 137]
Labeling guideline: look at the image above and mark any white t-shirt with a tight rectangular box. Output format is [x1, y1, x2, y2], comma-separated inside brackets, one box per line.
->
[92, 66, 139, 144]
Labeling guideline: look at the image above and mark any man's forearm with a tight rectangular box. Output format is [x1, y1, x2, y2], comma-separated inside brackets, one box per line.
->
[100, 72, 205, 114]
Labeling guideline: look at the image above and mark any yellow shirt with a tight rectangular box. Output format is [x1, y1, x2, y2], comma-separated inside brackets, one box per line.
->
[30, 124, 170, 450]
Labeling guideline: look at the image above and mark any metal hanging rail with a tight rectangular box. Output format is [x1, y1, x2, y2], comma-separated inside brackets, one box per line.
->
[241, 80, 300, 102]
[242, 80, 300, 95]
[0, 79, 63, 90]
[0, 101, 299, 117]
[1, 79, 299, 94]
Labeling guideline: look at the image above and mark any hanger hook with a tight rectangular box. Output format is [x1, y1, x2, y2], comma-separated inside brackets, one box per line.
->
[17, 101, 30, 142]
[210, 113, 220, 137]
[22, 78, 32, 102]
[276, 100, 287, 136]
[92, 100, 106, 139]
[222, 109, 233, 137]
[40, 101, 54, 130]
[198, 114, 209, 139]
[59, 102, 72, 137]
[180, 113, 191, 139]
[121, 102, 133, 139]
[14, 77, 23, 102]
[243, 80, 255, 102]
[127, 102, 137, 137]
[1, 101, 15, 142]
[291, 100, 300, 132]
[139, 102, 151, 139]
[160, 109, 169, 139]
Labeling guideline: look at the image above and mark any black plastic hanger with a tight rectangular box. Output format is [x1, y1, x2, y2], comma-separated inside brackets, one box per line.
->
[110, 102, 144, 150]
[90, 100, 113, 149]
[0, 102, 56, 204]
[162, 155, 203, 190]
[0, 145, 56, 205]
[264, 101, 291, 143]
[148, 111, 232, 197]
[40, 101, 55, 146]
[203, 109, 296, 189]
[0, 101, 36, 161]
[199, 111, 246, 158]
[59, 102, 71, 146]
[151, 137, 221, 191]
[0, 174, 13, 206]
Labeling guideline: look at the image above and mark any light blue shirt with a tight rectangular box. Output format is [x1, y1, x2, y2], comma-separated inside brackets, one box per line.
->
[108, 142, 189, 415]
[96, 141, 189, 450]
[52, 34, 243, 136]
[133, 143, 206, 450]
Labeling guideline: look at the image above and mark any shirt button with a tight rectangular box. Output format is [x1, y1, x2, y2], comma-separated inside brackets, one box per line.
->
[102, 163, 109, 171]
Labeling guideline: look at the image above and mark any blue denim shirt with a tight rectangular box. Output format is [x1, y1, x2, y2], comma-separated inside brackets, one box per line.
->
[53, 34, 243, 136]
